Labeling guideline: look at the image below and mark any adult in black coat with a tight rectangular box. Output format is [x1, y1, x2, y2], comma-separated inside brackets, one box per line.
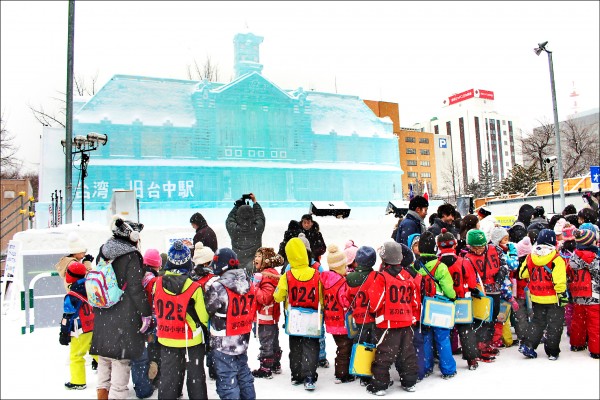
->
[278, 219, 303, 266]
[428, 203, 459, 238]
[190, 212, 218, 253]
[90, 217, 152, 399]
[508, 204, 534, 243]
[299, 214, 327, 261]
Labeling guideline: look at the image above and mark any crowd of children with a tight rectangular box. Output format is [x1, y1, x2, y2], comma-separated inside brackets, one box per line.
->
[55, 200, 600, 399]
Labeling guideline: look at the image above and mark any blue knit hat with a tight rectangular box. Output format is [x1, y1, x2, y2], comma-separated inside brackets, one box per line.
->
[536, 229, 557, 247]
[400, 243, 415, 267]
[167, 240, 192, 268]
[355, 246, 376, 268]
[210, 248, 240, 275]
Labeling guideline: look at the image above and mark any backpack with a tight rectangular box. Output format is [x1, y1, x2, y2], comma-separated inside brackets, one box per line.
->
[85, 258, 127, 308]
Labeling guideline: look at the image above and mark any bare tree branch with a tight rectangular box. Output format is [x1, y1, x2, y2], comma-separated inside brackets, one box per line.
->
[1, 115, 22, 173]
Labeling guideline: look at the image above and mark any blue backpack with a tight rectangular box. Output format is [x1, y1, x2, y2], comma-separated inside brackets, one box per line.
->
[85, 258, 127, 308]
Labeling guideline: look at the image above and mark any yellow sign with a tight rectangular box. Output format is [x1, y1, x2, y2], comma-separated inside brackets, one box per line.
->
[495, 215, 516, 228]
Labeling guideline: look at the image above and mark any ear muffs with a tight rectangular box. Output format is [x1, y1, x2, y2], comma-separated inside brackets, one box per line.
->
[115, 218, 140, 242]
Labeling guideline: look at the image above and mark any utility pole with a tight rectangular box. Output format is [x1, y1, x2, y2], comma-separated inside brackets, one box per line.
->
[65, 0, 75, 223]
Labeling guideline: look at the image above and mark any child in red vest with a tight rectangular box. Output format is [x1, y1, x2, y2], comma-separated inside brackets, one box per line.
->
[322, 244, 354, 384]
[366, 241, 419, 396]
[251, 247, 284, 379]
[140, 248, 162, 387]
[59, 262, 96, 390]
[567, 229, 600, 358]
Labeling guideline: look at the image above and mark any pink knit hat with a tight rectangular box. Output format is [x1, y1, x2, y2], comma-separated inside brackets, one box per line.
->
[143, 248, 162, 270]
[344, 240, 359, 264]
[562, 225, 576, 241]
[516, 236, 532, 258]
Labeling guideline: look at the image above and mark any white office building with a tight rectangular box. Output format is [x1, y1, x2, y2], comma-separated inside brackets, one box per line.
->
[422, 89, 523, 190]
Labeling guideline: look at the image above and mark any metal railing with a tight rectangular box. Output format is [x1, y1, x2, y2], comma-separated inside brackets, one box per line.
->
[0, 192, 35, 242]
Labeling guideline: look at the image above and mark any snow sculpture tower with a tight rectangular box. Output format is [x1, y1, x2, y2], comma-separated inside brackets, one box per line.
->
[234, 32, 264, 79]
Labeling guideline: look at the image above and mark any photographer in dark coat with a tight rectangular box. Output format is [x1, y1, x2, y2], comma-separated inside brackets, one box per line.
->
[226, 193, 266, 276]
[90, 216, 152, 400]
[190, 212, 218, 253]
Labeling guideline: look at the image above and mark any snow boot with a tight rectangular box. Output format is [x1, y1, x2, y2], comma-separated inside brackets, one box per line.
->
[304, 377, 316, 391]
[91, 359, 98, 371]
[318, 358, 330, 368]
[252, 358, 274, 379]
[366, 380, 389, 396]
[468, 359, 479, 370]
[97, 388, 109, 399]
[442, 371, 457, 380]
[590, 353, 600, 359]
[272, 350, 282, 374]
[64, 382, 86, 390]
[570, 345, 587, 352]
[520, 344, 537, 359]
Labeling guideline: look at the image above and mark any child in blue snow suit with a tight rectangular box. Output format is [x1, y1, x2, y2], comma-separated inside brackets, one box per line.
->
[414, 231, 458, 380]
[59, 262, 97, 390]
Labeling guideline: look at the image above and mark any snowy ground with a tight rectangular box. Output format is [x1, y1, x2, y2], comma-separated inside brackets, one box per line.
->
[1, 207, 599, 399]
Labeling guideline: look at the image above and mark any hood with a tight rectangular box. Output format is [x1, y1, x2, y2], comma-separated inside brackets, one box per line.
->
[236, 205, 254, 228]
[440, 253, 458, 267]
[320, 270, 343, 289]
[161, 271, 189, 294]
[518, 204, 534, 224]
[217, 269, 250, 295]
[285, 238, 309, 269]
[573, 249, 598, 264]
[287, 219, 301, 231]
[530, 248, 559, 266]
[101, 237, 138, 260]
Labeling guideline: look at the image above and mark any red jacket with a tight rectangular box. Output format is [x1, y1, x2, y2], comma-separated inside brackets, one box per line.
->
[367, 269, 417, 329]
[447, 256, 477, 298]
[254, 268, 281, 325]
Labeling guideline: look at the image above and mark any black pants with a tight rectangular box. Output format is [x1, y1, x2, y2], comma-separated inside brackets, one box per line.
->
[474, 293, 501, 343]
[372, 327, 418, 390]
[456, 323, 479, 361]
[525, 303, 565, 357]
[289, 336, 319, 382]
[333, 334, 354, 380]
[257, 324, 281, 360]
[159, 344, 207, 400]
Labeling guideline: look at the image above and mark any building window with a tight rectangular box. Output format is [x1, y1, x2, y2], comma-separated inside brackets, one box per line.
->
[258, 150, 264, 157]
[407, 160, 417, 166]
[280, 151, 287, 158]
[434, 125, 439, 135]
[405, 136, 416, 143]
[446, 121, 452, 136]
[407, 172, 418, 178]
[421, 160, 430, 167]
[502, 120, 506, 125]
[419, 138, 430, 144]
[271, 150, 278, 158]
[248, 150, 256, 157]
[234, 149, 242, 157]
[225, 149, 232, 157]
[421, 172, 432, 178]
[406, 148, 416, 154]
[420, 149, 430, 155]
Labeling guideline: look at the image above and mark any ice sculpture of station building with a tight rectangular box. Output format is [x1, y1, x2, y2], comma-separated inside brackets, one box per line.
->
[70, 32, 402, 211]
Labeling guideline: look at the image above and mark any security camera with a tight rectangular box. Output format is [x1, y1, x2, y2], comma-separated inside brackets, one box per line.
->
[544, 156, 557, 164]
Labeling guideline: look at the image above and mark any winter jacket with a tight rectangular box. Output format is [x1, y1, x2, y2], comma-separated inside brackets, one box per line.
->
[192, 215, 218, 253]
[142, 266, 159, 308]
[320, 270, 349, 335]
[518, 247, 567, 304]
[226, 202, 266, 275]
[301, 220, 327, 260]
[274, 238, 323, 305]
[254, 267, 281, 325]
[428, 218, 459, 238]
[152, 270, 209, 348]
[90, 237, 152, 360]
[415, 254, 456, 300]
[530, 216, 549, 230]
[345, 264, 374, 288]
[463, 244, 509, 294]
[278, 220, 303, 264]
[206, 269, 253, 355]
[55, 256, 92, 292]
[367, 265, 418, 328]
[395, 211, 425, 245]
[442, 253, 477, 299]
[61, 279, 95, 336]
[567, 248, 600, 305]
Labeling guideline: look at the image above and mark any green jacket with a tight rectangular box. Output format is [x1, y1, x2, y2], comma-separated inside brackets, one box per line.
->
[416, 254, 456, 300]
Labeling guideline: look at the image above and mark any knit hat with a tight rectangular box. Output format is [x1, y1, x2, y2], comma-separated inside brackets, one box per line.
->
[400, 243, 415, 267]
[237, 205, 254, 221]
[579, 222, 598, 236]
[110, 215, 144, 242]
[490, 227, 509, 246]
[379, 241, 404, 265]
[436, 228, 457, 250]
[409, 195, 429, 211]
[574, 229, 596, 248]
[255, 247, 285, 270]
[66, 261, 87, 284]
[327, 244, 348, 274]
[562, 225, 576, 241]
[192, 242, 214, 266]
[516, 236, 532, 258]
[297, 233, 311, 252]
[167, 240, 192, 267]
[477, 207, 491, 218]
[467, 229, 487, 247]
[143, 249, 162, 269]
[67, 232, 87, 254]
[533, 206, 545, 218]
[553, 218, 567, 235]
[344, 240, 359, 264]
[536, 229, 557, 247]
[407, 234, 421, 250]
[355, 246, 377, 268]
[418, 231, 437, 254]
[210, 248, 240, 275]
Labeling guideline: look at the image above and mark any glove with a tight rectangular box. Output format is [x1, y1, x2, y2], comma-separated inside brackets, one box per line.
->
[83, 254, 94, 263]
[510, 297, 519, 311]
[470, 288, 482, 299]
[557, 292, 569, 307]
[59, 331, 71, 346]
[139, 315, 153, 334]
[449, 297, 456, 302]
[252, 273, 263, 286]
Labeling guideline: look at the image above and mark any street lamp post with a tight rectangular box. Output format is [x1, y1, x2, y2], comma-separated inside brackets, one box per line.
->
[534, 41, 565, 212]
[61, 132, 108, 221]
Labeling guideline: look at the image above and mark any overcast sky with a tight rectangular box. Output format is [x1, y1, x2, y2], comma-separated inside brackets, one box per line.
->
[2, 1, 599, 171]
